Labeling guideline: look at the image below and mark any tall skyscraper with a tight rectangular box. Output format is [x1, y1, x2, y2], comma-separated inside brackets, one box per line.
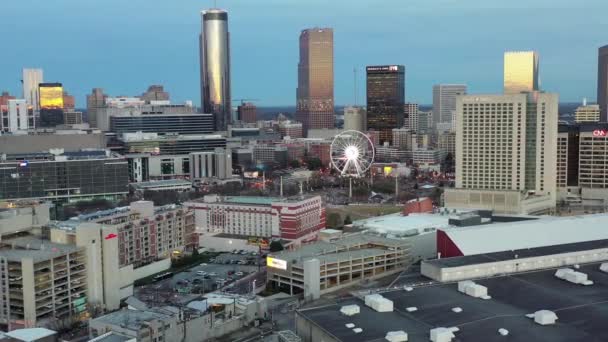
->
[404, 103, 419, 131]
[366, 65, 405, 145]
[86, 88, 107, 128]
[597, 45, 608, 122]
[432, 84, 466, 130]
[445, 92, 558, 214]
[504, 51, 539, 94]
[295, 28, 334, 135]
[22, 68, 43, 111]
[200, 9, 231, 131]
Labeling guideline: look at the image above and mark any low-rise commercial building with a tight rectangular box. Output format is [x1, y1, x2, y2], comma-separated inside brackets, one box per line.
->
[187, 195, 325, 240]
[267, 234, 411, 299]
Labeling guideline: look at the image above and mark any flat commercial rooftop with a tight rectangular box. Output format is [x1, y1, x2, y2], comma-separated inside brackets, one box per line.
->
[427, 239, 608, 268]
[0, 237, 82, 262]
[297, 262, 608, 342]
[442, 213, 608, 255]
[353, 213, 451, 236]
[271, 234, 408, 266]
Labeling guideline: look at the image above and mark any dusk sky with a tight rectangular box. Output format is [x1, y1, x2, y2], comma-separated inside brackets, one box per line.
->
[1, 0, 606, 107]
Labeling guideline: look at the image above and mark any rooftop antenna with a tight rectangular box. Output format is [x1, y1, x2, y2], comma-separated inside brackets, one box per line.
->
[353, 67, 358, 106]
[583, 97, 587, 106]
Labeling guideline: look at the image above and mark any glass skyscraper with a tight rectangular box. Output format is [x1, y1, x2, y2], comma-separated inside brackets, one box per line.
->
[503, 51, 539, 94]
[200, 9, 231, 131]
[366, 65, 405, 145]
[295, 28, 334, 135]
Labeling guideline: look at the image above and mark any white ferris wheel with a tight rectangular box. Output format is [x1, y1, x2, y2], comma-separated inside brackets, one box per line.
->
[330, 130, 375, 177]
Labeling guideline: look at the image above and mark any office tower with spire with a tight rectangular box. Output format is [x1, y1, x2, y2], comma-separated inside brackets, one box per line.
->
[295, 28, 334, 135]
[200, 8, 231, 131]
[22, 68, 43, 111]
[503, 51, 539, 94]
[598, 45, 608, 122]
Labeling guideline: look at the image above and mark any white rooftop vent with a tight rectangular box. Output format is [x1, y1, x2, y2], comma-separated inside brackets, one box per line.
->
[573, 264, 580, 269]
[498, 328, 509, 336]
[353, 328, 363, 333]
[404, 286, 413, 292]
[457, 280, 474, 293]
[385, 330, 408, 342]
[555, 268, 592, 285]
[365, 294, 393, 312]
[533, 310, 558, 325]
[345, 323, 355, 328]
[461, 282, 488, 298]
[405, 307, 418, 312]
[452, 307, 463, 313]
[600, 263, 608, 273]
[340, 304, 360, 316]
[430, 327, 456, 342]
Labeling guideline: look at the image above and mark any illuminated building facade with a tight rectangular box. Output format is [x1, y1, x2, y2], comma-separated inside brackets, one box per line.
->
[200, 9, 231, 131]
[504, 51, 539, 94]
[295, 28, 334, 134]
[39, 83, 64, 109]
[366, 65, 405, 145]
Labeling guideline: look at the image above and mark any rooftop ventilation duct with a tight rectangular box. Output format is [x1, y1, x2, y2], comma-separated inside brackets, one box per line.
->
[532, 310, 558, 325]
[340, 305, 360, 316]
[385, 330, 408, 342]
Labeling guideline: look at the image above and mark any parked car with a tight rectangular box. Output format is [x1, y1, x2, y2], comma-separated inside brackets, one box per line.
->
[209, 272, 218, 277]
[235, 272, 244, 276]
[197, 271, 207, 276]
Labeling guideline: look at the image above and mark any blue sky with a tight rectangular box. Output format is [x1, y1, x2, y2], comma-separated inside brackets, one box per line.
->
[0, 0, 606, 107]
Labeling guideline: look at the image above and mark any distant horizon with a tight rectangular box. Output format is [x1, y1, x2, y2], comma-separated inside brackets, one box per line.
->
[1, 0, 606, 107]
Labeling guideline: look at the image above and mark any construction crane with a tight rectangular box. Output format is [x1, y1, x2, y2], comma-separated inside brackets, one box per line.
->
[232, 99, 260, 105]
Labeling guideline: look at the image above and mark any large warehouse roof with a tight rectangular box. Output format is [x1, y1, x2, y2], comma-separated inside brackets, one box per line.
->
[440, 213, 608, 256]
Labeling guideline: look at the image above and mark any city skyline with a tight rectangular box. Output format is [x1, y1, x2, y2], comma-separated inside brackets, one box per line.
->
[0, 0, 606, 107]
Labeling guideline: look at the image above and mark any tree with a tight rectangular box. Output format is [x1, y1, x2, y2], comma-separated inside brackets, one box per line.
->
[343, 215, 352, 225]
[306, 157, 322, 171]
[269, 240, 284, 252]
[326, 212, 343, 229]
[289, 160, 301, 168]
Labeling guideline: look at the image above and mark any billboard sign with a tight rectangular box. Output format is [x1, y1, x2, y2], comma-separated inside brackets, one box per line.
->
[267, 257, 287, 270]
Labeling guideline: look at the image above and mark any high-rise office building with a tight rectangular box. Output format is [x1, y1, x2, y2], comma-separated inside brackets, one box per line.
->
[62, 91, 75, 109]
[343, 106, 366, 132]
[432, 84, 466, 130]
[504, 51, 539, 94]
[597, 45, 608, 122]
[86, 88, 107, 128]
[22, 68, 43, 111]
[0, 91, 16, 106]
[140, 85, 170, 103]
[574, 103, 601, 123]
[237, 102, 257, 123]
[39, 83, 64, 109]
[445, 92, 558, 214]
[295, 28, 334, 134]
[403, 103, 418, 131]
[39, 83, 65, 127]
[200, 9, 231, 131]
[366, 65, 405, 145]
